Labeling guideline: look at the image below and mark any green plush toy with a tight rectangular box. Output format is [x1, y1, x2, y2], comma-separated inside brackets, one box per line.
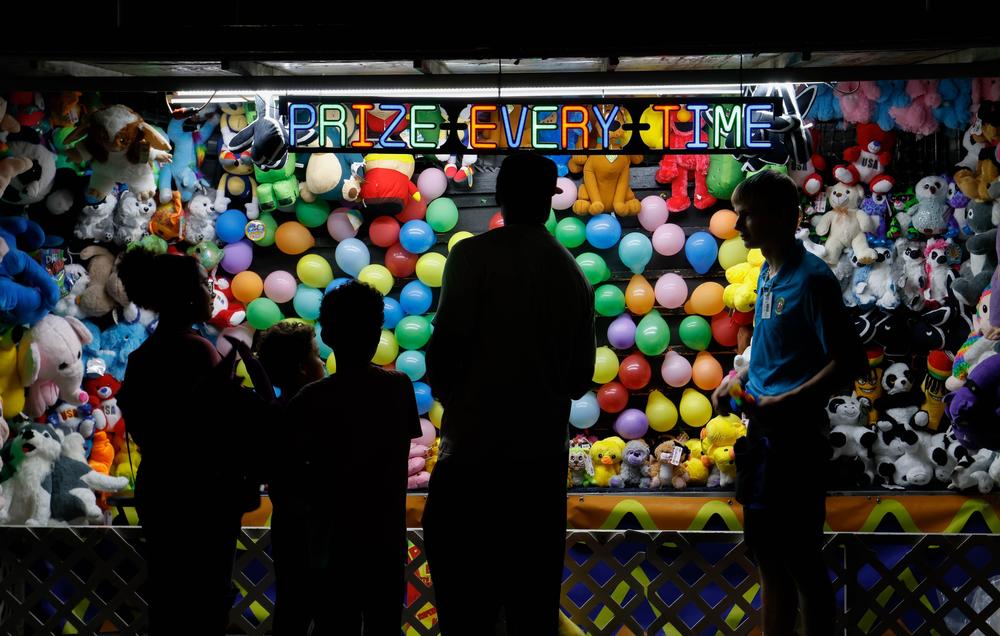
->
[255, 153, 299, 213]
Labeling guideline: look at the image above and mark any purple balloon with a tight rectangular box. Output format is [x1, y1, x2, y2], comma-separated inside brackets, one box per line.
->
[607, 314, 637, 349]
[221, 239, 254, 274]
[614, 408, 650, 440]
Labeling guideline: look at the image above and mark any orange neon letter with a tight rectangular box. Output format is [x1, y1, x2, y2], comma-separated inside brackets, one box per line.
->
[561, 105, 590, 150]
[351, 103, 375, 148]
[470, 105, 498, 149]
[652, 104, 679, 148]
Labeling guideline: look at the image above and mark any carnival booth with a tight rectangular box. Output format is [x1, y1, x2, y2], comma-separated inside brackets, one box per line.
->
[2, 63, 1000, 634]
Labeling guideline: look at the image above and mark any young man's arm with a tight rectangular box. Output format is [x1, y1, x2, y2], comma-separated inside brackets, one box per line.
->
[425, 242, 475, 408]
[567, 277, 597, 399]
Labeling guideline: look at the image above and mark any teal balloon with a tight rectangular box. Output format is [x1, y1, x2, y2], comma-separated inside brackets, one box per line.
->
[679, 315, 712, 351]
[619, 232, 653, 274]
[635, 311, 671, 355]
[685, 231, 718, 275]
[315, 325, 333, 359]
[576, 252, 610, 286]
[426, 198, 459, 233]
[594, 285, 625, 317]
[295, 198, 331, 228]
[395, 315, 433, 350]
[585, 214, 622, 249]
[396, 350, 427, 381]
[556, 217, 587, 249]
[292, 285, 323, 320]
[544, 209, 557, 234]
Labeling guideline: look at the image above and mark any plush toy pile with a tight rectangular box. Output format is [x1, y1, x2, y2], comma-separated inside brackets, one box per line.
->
[2, 80, 999, 517]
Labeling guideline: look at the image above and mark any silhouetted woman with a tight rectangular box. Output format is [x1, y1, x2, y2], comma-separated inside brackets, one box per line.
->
[116, 249, 240, 634]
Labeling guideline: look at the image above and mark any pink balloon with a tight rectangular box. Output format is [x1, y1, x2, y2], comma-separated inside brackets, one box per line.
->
[655, 273, 688, 309]
[215, 325, 254, 356]
[417, 168, 448, 201]
[639, 196, 669, 232]
[263, 270, 297, 304]
[652, 223, 685, 256]
[221, 240, 253, 274]
[415, 418, 436, 447]
[326, 208, 360, 242]
[552, 177, 578, 211]
[661, 350, 693, 388]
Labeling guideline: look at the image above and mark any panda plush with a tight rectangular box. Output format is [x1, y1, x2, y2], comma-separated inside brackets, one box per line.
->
[874, 362, 930, 431]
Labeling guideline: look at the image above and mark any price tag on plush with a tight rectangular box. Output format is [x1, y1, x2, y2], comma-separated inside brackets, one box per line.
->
[668, 446, 684, 466]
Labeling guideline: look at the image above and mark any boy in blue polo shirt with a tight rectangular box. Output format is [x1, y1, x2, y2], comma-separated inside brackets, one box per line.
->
[712, 170, 866, 636]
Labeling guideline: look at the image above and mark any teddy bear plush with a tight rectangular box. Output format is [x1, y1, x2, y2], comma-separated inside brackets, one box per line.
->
[648, 439, 691, 490]
[814, 181, 879, 265]
[0, 216, 60, 326]
[836, 123, 896, 192]
[64, 105, 173, 204]
[182, 193, 218, 244]
[589, 436, 625, 487]
[948, 289, 1000, 391]
[113, 190, 157, 246]
[100, 321, 148, 380]
[76, 245, 120, 318]
[19, 314, 93, 417]
[83, 373, 125, 436]
[953, 201, 999, 306]
[208, 275, 247, 331]
[611, 439, 651, 488]
[568, 445, 595, 487]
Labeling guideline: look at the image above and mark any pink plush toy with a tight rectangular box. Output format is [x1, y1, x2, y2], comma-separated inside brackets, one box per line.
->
[407, 443, 431, 489]
[17, 315, 93, 418]
[838, 81, 881, 124]
[890, 80, 943, 136]
[972, 78, 1000, 116]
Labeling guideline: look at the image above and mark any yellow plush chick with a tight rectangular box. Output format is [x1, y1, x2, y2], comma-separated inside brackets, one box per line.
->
[723, 248, 764, 313]
[0, 331, 26, 417]
[711, 446, 738, 488]
[589, 436, 626, 487]
[701, 414, 747, 457]
[682, 438, 711, 486]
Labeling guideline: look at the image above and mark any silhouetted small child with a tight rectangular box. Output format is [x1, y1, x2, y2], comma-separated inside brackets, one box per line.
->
[280, 281, 422, 635]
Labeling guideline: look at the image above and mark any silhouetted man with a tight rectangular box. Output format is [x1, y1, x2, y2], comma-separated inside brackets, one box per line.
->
[424, 152, 596, 635]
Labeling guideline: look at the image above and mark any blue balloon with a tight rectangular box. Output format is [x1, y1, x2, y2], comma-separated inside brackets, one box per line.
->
[618, 232, 653, 274]
[383, 297, 404, 329]
[314, 325, 333, 360]
[292, 285, 323, 320]
[216, 209, 248, 244]
[399, 220, 436, 254]
[413, 381, 433, 415]
[585, 214, 622, 250]
[400, 280, 433, 316]
[334, 238, 370, 277]
[570, 391, 600, 430]
[396, 350, 427, 382]
[325, 277, 352, 294]
[684, 231, 719, 275]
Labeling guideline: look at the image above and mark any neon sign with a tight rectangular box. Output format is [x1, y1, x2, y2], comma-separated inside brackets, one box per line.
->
[282, 97, 780, 155]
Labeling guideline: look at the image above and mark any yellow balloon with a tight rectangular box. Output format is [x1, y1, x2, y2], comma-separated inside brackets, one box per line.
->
[429, 400, 444, 428]
[297, 254, 334, 289]
[448, 231, 474, 252]
[416, 252, 447, 288]
[646, 389, 678, 432]
[639, 106, 665, 150]
[326, 351, 337, 375]
[679, 388, 712, 427]
[593, 346, 619, 384]
[275, 221, 315, 255]
[236, 359, 253, 388]
[718, 236, 751, 270]
[372, 329, 399, 365]
[358, 264, 394, 295]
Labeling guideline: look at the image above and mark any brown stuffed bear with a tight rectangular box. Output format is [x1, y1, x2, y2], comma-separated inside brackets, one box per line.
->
[955, 100, 1000, 202]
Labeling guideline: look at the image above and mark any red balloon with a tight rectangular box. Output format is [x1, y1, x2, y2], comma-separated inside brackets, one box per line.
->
[384, 242, 418, 278]
[489, 211, 505, 230]
[618, 353, 651, 390]
[711, 312, 740, 348]
[597, 381, 629, 413]
[397, 197, 427, 223]
[732, 310, 754, 326]
[369, 216, 401, 248]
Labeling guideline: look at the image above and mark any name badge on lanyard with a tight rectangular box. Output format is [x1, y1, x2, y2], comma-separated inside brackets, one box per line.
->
[761, 291, 773, 320]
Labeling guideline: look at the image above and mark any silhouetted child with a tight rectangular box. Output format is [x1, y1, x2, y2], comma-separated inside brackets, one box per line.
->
[279, 281, 422, 635]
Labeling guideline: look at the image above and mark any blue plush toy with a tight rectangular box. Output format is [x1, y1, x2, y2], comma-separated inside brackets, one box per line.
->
[934, 78, 972, 131]
[812, 84, 844, 122]
[100, 321, 148, 379]
[0, 217, 59, 327]
[875, 80, 909, 132]
[158, 108, 220, 204]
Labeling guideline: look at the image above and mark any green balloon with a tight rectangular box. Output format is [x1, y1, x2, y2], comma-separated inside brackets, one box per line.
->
[545, 209, 557, 234]
[679, 315, 712, 351]
[594, 285, 626, 317]
[395, 315, 433, 350]
[253, 212, 278, 247]
[707, 154, 746, 201]
[635, 311, 671, 356]
[556, 217, 587, 249]
[246, 298, 283, 330]
[576, 253, 610, 286]
[426, 198, 459, 233]
[296, 198, 331, 228]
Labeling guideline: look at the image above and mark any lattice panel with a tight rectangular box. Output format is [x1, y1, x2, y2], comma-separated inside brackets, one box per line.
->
[3, 528, 1000, 635]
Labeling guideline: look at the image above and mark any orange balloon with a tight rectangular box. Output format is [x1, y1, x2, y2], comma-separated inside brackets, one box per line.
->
[625, 274, 656, 315]
[709, 209, 740, 240]
[231, 271, 263, 303]
[690, 282, 725, 316]
[692, 351, 724, 390]
[275, 221, 316, 255]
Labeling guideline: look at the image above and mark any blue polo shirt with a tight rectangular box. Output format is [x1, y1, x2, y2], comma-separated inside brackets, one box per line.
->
[746, 241, 844, 398]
